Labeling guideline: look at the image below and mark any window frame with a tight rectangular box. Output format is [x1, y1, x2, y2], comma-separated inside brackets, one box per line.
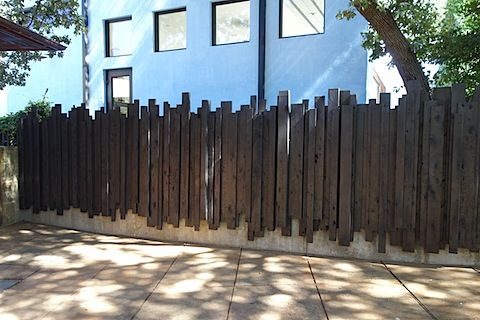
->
[154, 7, 187, 53]
[212, 0, 251, 46]
[105, 68, 133, 112]
[105, 16, 133, 57]
[279, 0, 325, 39]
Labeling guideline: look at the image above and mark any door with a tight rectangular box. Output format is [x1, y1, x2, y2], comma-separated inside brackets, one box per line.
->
[106, 68, 132, 114]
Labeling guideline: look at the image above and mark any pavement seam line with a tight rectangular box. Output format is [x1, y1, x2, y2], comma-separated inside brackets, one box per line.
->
[307, 258, 329, 320]
[225, 248, 242, 320]
[129, 251, 180, 320]
[381, 261, 439, 320]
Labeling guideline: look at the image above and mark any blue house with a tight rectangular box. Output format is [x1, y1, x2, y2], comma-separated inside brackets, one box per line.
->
[1, 0, 387, 115]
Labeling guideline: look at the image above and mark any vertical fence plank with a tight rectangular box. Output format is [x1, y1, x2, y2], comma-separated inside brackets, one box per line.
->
[200, 100, 210, 225]
[378, 94, 391, 252]
[179, 93, 190, 224]
[169, 108, 181, 227]
[288, 103, 305, 231]
[425, 102, 445, 253]
[221, 102, 237, 229]
[263, 107, 276, 231]
[213, 107, 222, 229]
[353, 104, 365, 233]
[327, 89, 340, 241]
[32, 114, 41, 213]
[207, 111, 216, 228]
[338, 93, 354, 246]
[40, 120, 49, 211]
[250, 113, 264, 239]
[119, 114, 127, 219]
[149, 101, 160, 227]
[277, 92, 290, 236]
[304, 108, 316, 243]
[101, 110, 109, 216]
[314, 97, 326, 232]
[162, 102, 171, 223]
[138, 106, 150, 217]
[189, 114, 201, 230]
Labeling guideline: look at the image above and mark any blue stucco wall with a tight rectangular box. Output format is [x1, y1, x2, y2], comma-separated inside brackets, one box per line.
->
[265, 0, 368, 105]
[87, 0, 259, 111]
[2, 0, 369, 114]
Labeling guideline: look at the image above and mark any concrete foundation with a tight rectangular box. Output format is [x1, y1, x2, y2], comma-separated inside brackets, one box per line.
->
[24, 208, 480, 267]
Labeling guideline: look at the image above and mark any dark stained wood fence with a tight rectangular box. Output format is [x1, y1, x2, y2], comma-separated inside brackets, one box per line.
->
[17, 82, 480, 253]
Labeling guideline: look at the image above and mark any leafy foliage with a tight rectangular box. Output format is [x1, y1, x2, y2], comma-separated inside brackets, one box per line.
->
[0, 98, 52, 145]
[338, 0, 479, 94]
[432, 0, 480, 95]
[0, 0, 84, 89]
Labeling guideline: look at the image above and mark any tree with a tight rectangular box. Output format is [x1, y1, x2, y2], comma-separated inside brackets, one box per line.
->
[339, 0, 479, 95]
[432, 0, 479, 95]
[338, 0, 439, 93]
[0, 0, 84, 90]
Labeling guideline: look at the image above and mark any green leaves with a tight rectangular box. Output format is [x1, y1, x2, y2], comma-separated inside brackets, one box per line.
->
[0, 98, 52, 145]
[340, 0, 479, 95]
[0, 0, 84, 90]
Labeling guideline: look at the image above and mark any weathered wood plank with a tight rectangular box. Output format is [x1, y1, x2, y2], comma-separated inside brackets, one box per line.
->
[314, 97, 326, 232]
[304, 108, 316, 243]
[425, 101, 445, 253]
[157, 117, 164, 229]
[149, 101, 160, 227]
[169, 108, 181, 227]
[32, 114, 41, 213]
[85, 115, 94, 217]
[189, 114, 201, 230]
[250, 113, 264, 239]
[200, 100, 210, 225]
[288, 103, 305, 225]
[101, 111, 109, 216]
[327, 89, 340, 241]
[378, 93, 390, 252]
[353, 104, 365, 233]
[162, 102, 171, 222]
[213, 108, 222, 229]
[128, 100, 140, 212]
[119, 114, 127, 219]
[179, 93, 190, 224]
[207, 111, 215, 228]
[138, 106, 149, 217]
[276, 92, 290, 235]
[40, 119, 49, 211]
[263, 107, 276, 231]
[338, 93, 354, 247]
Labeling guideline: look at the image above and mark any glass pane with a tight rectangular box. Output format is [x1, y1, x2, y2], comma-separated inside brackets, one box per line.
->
[215, 1, 250, 45]
[158, 10, 187, 51]
[108, 19, 132, 56]
[112, 75, 130, 115]
[281, 0, 325, 37]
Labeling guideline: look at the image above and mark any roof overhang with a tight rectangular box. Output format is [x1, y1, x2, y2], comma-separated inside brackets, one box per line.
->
[0, 15, 66, 51]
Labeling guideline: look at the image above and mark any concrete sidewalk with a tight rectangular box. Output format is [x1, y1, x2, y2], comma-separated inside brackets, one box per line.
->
[0, 223, 479, 320]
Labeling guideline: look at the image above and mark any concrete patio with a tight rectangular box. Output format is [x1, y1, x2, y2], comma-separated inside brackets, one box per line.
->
[0, 223, 479, 320]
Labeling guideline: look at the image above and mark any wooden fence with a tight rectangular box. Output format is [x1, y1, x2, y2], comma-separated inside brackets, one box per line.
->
[17, 82, 480, 254]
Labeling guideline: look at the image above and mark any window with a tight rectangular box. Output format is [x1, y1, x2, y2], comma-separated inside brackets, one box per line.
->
[105, 17, 132, 57]
[280, 0, 325, 38]
[106, 68, 132, 115]
[213, 0, 250, 45]
[155, 8, 187, 51]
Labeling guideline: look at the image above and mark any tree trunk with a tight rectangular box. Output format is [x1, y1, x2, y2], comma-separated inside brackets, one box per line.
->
[354, 0, 431, 93]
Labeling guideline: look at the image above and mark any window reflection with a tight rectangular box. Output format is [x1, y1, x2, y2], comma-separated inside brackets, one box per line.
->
[214, 1, 250, 45]
[281, 0, 325, 38]
[157, 9, 187, 51]
[107, 18, 132, 57]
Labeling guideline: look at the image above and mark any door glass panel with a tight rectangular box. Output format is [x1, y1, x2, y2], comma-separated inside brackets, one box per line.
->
[112, 75, 130, 115]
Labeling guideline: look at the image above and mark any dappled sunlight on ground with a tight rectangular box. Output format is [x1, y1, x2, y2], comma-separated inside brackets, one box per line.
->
[0, 223, 478, 319]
